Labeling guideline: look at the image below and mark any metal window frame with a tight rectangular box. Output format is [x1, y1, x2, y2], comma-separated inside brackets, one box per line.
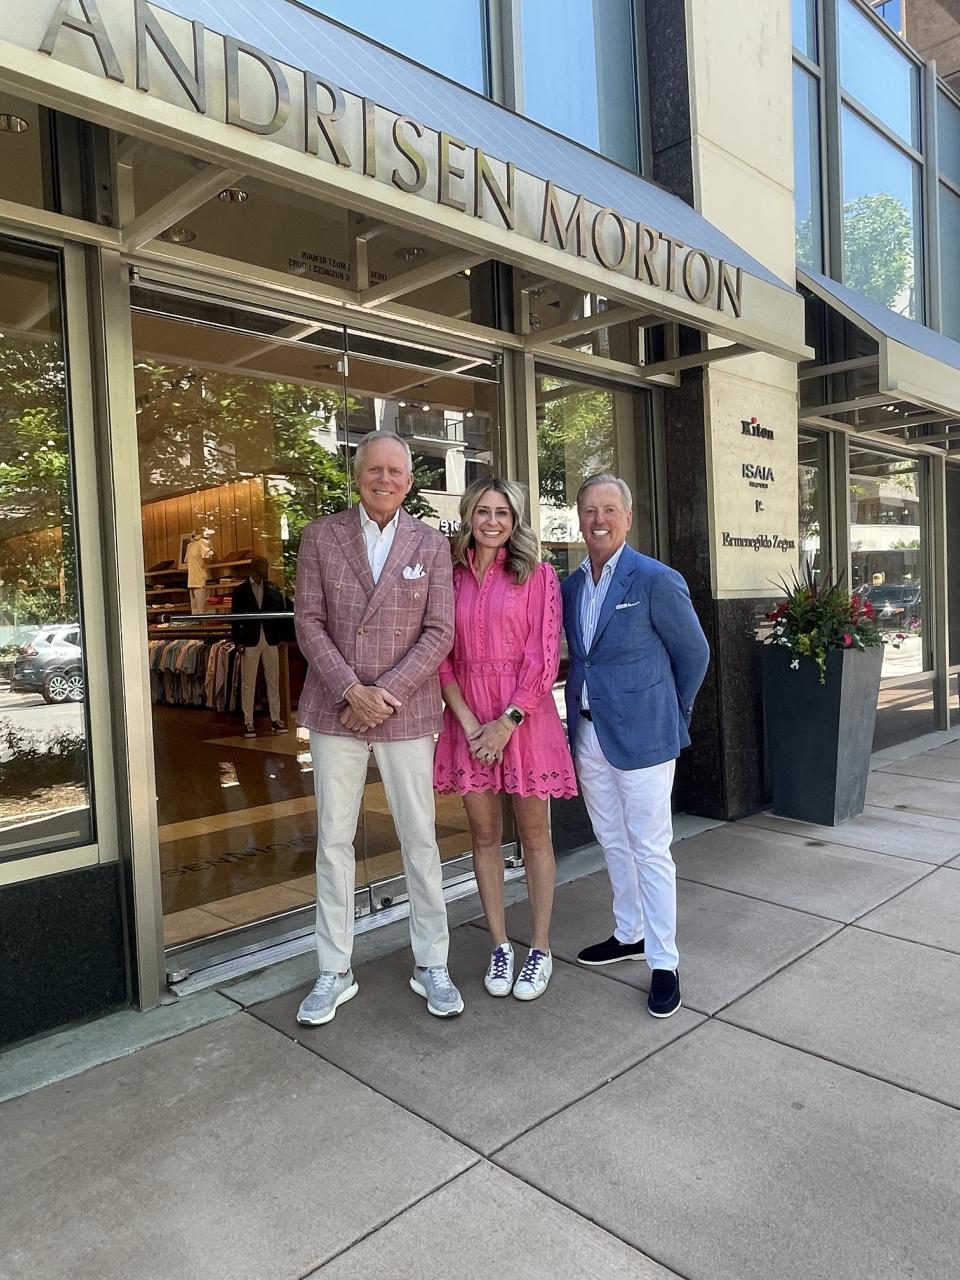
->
[0, 233, 121, 893]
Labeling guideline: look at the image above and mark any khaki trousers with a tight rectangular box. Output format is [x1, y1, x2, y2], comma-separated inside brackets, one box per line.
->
[240, 635, 280, 724]
[309, 731, 449, 973]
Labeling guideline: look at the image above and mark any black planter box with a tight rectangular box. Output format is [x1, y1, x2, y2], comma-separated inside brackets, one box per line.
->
[760, 644, 884, 826]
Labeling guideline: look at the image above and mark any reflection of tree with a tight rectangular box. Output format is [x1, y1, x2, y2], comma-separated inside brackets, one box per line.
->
[136, 362, 437, 586]
[537, 380, 615, 508]
[798, 192, 913, 312]
[0, 334, 77, 625]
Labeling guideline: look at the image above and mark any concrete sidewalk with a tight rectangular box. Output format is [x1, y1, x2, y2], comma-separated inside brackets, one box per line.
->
[3, 734, 960, 1279]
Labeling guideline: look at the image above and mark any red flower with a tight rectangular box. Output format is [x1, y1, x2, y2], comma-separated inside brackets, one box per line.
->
[843, 633, 853, 647]
[863, 600, 874, 618]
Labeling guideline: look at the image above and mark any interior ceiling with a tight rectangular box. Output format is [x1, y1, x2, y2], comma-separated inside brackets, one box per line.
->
[0, 273, 57, 341]
[0, 94, 44, 211]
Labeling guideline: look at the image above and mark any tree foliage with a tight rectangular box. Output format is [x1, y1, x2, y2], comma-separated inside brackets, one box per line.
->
[797, 191, 914, 313]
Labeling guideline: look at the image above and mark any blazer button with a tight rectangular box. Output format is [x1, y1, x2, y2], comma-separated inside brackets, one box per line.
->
[414, 591, 420, 599]
[357, 627, 364, 635]
[395, 630, 401, 637]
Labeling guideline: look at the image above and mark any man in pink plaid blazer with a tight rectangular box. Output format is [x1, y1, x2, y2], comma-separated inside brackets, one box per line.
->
[294, 432, 462, 1026]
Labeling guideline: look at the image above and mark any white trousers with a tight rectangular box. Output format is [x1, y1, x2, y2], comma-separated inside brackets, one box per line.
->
[309, 732, 449, 973]
[241, 635, 280, 724]
[189, 586, 208, 614]
[575, 718, 679, 971]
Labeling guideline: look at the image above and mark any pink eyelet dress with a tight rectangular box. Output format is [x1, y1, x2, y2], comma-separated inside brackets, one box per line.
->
[433, 549, 578, 799]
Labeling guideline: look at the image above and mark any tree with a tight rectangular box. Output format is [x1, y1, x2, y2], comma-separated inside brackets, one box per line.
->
[536, 378, 616, 510]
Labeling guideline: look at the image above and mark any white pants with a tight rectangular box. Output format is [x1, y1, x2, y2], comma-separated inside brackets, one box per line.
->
[189, 586, 208, 614]
[575, 718, 678, 971]
[309, 731, 449, 973]
[241, 635, 280, 724]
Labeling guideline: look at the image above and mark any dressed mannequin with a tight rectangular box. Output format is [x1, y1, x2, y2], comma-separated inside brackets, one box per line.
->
[186, 529, 214, 614]
[230, 556, 288, 737]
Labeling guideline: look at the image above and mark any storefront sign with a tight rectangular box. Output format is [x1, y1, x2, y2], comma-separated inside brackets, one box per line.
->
[705, 382, 799, 597]
[23, 0, 745, 317]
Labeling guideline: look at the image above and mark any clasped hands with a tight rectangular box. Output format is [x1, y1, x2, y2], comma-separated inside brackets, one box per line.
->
[464, 715, 514, 765]
[339, 682, 402, 731]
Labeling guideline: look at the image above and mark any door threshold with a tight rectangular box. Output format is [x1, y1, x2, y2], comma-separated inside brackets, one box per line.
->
[167, 866, 526, 997]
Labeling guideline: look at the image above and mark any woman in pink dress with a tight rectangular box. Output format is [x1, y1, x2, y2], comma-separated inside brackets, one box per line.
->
[434, 478, 577, 1002]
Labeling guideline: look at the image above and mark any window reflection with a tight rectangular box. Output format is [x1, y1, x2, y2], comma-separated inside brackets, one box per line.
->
[794, 64, 823, 272]
[841, 107, 922, 319]
[839, 0, 919, 147]
[520, 0, 639, 169]
[0, 246, 93, 857]
[849, 445, 926, 678]
[792, 0, 818, 59]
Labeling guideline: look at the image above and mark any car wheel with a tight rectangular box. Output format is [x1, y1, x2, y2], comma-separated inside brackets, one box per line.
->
[45, 671, 83, 704]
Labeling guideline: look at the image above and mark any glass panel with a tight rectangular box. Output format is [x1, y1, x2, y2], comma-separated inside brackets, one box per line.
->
[794, 64, 824, 272]
[535, 371, 654, 851]
[839, 0, 919, 146]
[799, 429, 829, 580]
[133, 301, 350, 946]
[937, 90, 960, 188]
[947, 464, 960, 666]
[874, 675, 935, 749]
[520, 0, 639, 169]
[849, 445, 927, 682]
[0, 245, 93, 859]
[939, 184, 960, 342]
[342, 334, 502, 885]
[303, 1, 487, 91]
[870, 0, 903, 36]
[792, 0, 818, 59]
[841, 107, 922, 319]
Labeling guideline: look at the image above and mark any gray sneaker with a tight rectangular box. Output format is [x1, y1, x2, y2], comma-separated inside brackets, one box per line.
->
[410, 965, 464, 1017]
[296, 970, 358, 1026]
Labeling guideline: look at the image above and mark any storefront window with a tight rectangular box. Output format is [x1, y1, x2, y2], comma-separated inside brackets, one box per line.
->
[794, 64, 824, 272]
[792, 0, 818, 60]
[849, 445, 927, 679]
[132, 293, 500, 947]
[799, 429, 829, 580]
[519, 0, 639, 169]
[0, 245, 93, 859]
[839, 0, 919, 148]
[841, 107, 922, 320]
[304, 1, 487, 92]
[947, 464, 960, 668]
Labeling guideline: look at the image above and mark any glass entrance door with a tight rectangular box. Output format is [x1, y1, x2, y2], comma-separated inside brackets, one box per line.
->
[131, 288, 503, 950]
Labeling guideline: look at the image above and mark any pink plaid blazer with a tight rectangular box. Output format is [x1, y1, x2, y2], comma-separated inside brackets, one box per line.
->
[294, 507, 454, 739]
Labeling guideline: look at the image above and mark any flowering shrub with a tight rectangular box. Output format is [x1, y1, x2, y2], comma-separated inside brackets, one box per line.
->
[762, 566, 882, 684]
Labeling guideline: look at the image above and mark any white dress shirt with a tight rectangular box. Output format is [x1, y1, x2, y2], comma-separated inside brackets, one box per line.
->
[578, 541, 627, 710]
[359, 505, 400, 584]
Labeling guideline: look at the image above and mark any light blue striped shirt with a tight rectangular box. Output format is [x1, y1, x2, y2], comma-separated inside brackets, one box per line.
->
[578, 543, 627, 709]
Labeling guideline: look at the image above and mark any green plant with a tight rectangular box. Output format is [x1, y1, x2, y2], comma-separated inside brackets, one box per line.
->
[0, 720, 87, 797]
[762, 564, 882, 684]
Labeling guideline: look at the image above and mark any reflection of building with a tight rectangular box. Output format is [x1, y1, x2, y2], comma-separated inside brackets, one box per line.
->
[2, 0, 960, 1049]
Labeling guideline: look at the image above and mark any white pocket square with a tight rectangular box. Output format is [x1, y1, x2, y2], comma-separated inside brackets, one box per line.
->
[615, 600, 640, 610]
[403, 563, 426, 580]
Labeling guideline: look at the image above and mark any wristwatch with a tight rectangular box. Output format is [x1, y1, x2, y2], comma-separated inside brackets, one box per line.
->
[503, 705, 525, 727]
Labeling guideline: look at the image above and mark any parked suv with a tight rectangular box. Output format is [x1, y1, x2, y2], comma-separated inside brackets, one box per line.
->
[9, 624, 85, 703]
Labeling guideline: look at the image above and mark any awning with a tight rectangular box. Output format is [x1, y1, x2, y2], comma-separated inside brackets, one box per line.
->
[0, 1, 810, 363]
[799, 268, 960, 450]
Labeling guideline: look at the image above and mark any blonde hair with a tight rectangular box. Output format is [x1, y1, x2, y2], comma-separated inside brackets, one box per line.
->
[451, 478, 540, 585]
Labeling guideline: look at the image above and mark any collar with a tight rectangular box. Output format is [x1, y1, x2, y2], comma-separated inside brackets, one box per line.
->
[580, 541, 627, 581]
[359, 505, 401, 536]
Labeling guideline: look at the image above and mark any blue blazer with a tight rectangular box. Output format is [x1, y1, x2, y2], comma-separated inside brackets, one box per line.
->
[561, 545, 710, 770]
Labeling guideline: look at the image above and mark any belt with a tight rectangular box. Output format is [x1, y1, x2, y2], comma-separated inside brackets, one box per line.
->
[579, 709, 593, 721]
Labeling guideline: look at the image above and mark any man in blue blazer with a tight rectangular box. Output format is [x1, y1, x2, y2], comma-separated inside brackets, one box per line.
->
[561, 474, 710, 1017]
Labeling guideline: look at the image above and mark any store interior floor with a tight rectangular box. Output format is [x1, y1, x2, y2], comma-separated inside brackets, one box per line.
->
[153, 705, 473, 947]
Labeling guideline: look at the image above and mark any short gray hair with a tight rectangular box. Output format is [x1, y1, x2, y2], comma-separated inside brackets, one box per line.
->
[353, 431, 413, 478]
[576, 473, 633, 512]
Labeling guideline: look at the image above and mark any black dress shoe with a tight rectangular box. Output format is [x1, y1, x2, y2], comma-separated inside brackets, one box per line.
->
[647, 969, 681, 1018]
[577, 934, 645, 966]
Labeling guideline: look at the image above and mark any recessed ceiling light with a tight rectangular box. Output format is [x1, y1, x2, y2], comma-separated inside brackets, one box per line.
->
[397, 400, 407, 408]
[465, 411, 474, 418]
[160, 225, 196, 245]
[394, 246, 427, 263]
[421, 404, 431, 411]
[218, 187, 249, 203]
[461, 267, 472, 278]
[0, 114, 29, 134]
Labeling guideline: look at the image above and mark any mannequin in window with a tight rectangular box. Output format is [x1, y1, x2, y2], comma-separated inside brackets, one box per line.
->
[186, 529, 214, 614]
[231, 556, 288, 737]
